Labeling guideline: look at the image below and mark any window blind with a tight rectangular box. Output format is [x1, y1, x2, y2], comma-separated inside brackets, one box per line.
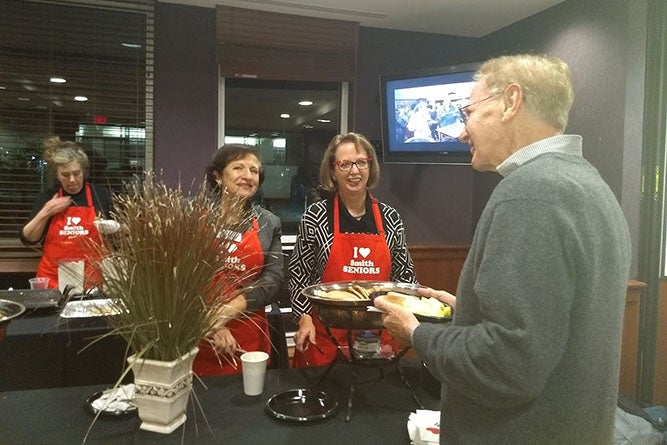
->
[217, 5, 358, 82]
[0, 0, 154, 266]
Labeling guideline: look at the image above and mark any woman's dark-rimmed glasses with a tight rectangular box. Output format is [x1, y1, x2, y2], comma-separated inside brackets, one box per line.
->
[334, 157, 372, 171]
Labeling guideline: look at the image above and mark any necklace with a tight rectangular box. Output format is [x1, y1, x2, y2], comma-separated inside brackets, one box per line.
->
[349, 210, 366, 220]
[341, 194, 366, 220]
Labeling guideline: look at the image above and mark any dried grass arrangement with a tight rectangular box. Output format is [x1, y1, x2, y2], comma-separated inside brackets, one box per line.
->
[90, 173, 249, 362]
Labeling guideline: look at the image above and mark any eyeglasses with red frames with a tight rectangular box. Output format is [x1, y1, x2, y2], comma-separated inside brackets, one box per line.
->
[333, 157, 372, 171]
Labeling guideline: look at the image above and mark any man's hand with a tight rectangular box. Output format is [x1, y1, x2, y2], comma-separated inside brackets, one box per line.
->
[418, 287, 457, 309]
[374, 298, 420, 347]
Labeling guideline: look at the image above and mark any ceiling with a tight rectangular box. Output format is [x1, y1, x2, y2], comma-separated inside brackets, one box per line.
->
[161, 0, 566, 38]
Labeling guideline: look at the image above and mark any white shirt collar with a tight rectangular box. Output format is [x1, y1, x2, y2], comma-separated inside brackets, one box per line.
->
[496, 134, 583, 177]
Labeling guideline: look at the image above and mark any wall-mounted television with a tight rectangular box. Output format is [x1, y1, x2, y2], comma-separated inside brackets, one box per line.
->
[379, 62, 480, 164]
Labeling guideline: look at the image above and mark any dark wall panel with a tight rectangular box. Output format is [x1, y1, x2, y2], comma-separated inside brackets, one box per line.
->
[478, 0, 630, 200]
[474, 0, 639, 272]
[154, 3, 218, 189]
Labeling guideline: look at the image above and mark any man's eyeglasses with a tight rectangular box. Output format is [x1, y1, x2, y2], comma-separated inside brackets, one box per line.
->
[458, 93, 500, 124]
[334, 157, 372, 171]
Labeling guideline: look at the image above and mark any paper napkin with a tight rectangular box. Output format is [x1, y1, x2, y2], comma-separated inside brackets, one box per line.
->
[407, 409, 441, 444]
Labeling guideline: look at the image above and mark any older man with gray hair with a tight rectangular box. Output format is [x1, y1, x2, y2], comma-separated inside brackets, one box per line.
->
[376, 54, 631, 444]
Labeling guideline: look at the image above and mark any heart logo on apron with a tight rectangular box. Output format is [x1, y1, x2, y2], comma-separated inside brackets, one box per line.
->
[71, 217, 82, 225]
[359, 247, 371, 258]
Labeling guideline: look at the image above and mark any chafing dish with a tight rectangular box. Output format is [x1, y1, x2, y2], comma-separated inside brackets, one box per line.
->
[300, 281, 422, 329]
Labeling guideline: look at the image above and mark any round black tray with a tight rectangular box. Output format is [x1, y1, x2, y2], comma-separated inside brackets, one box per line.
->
[266, 389, 338, 422]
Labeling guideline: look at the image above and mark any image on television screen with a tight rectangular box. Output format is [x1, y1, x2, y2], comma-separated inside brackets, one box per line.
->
[393, 80, 472, 145]
[380, 64, 480, 164]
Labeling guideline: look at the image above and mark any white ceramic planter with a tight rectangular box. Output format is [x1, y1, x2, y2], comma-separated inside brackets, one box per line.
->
[127, 347, 199, 434]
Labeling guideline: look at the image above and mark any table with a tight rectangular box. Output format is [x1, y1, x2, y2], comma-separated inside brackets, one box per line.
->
[0, 303, 288, 391]
[0, 359, 439, 444]
[0, 311, 128, 391]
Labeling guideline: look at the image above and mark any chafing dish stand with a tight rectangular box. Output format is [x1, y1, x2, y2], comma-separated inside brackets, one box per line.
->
[316, 308, 424, 422]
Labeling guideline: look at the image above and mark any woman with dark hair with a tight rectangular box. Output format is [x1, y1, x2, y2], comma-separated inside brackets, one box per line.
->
[289, 132, 417, 367]
[195, 144, 284, 375]
[20, 136, 112, 290]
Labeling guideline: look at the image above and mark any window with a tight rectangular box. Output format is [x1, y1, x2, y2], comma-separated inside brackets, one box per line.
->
[223, 78, 342, 234]
[0, 0, 154, 263]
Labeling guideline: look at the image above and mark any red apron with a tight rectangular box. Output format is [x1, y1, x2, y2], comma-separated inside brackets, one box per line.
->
[36, 184, 102, 291]
[193, 218, 270, 376]
[292, 194, 394, 368]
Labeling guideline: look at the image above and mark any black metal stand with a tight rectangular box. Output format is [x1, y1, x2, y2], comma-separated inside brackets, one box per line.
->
[316, 311, 424, 422]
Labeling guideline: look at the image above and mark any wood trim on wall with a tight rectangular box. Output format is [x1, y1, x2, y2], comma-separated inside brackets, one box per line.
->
[409, 244, 468, 293]
[620, 280, 646, 401]
[0, 259, 39, 274]
[0, 242, 41, 273]
[654, 279, 667, 405]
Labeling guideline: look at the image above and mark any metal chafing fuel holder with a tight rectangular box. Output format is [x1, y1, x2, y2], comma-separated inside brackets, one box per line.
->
[302, 281, 425, 422]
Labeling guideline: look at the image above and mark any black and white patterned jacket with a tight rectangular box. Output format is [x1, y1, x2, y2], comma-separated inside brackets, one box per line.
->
[288, 196, 417, 317]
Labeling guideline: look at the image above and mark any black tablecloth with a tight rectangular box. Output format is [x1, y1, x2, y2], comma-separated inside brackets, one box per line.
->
[0, 359, 440, 444]
[0, 304, 289, 391]
[0, 311, 128, 391]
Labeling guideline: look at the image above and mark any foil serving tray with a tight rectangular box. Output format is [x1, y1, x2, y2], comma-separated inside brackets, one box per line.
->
[59, 299, 121, 318]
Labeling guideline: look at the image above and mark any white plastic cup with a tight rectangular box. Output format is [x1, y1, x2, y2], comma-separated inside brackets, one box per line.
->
[29, 277, 50, 290]
[57, 259, 85, 295]
[240, 351, 269, 396]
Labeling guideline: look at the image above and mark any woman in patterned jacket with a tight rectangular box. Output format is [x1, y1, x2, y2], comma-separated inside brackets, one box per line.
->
[288, 132, 417, 367]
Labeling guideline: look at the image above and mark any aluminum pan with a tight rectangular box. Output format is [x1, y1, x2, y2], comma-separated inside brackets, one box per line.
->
[59, 299, 121, 318]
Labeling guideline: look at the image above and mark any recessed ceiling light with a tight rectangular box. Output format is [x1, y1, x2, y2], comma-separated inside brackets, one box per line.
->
[122, 42, 142, 49]
[303, 124, 314, 129]
[74, 96, 88, 102]
[280, 113, 290, 119]
[17, 97, 30, 101]
[317, 119, 331, 123]
[50, 77, 66, 84]
[0, 85, 6, 90]
[298, 100, 313, 106]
